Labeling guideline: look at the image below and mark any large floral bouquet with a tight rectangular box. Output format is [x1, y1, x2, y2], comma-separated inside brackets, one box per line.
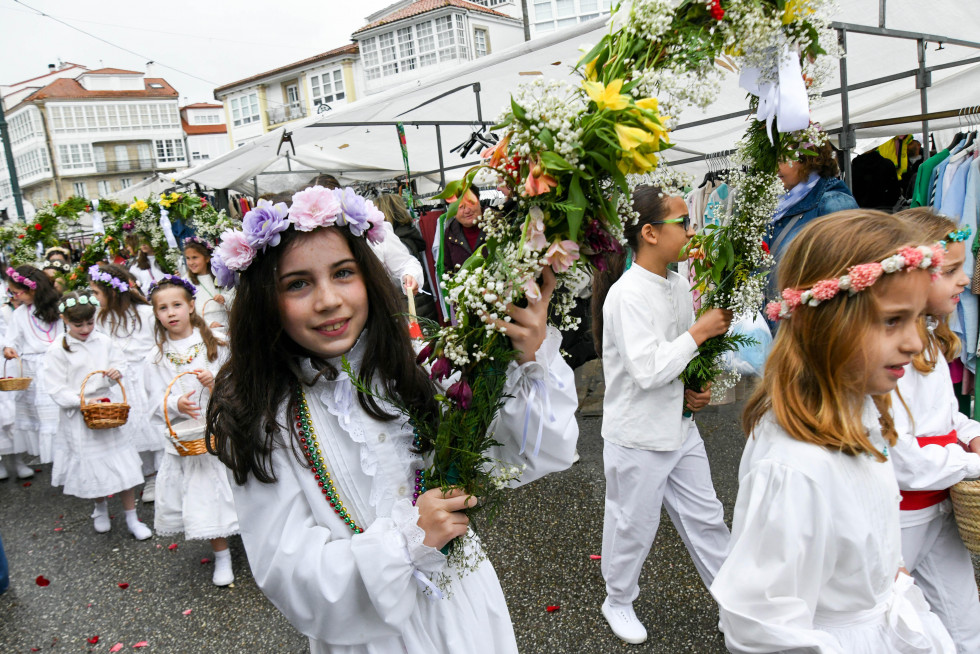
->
[0, 196, 89, 267]
[399, 0, 838, 559]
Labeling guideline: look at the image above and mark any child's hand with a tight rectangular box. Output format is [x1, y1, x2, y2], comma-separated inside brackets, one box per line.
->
[2, 347, 17, 360]
[104, 369, 122, 381]
[177, 391, 201, 420]
[689, 308, 733, 346]
[209, 321, 223, 329]
[684, 386, 712, 412]
[484, 266, 557, 364]
[214, 294, 226, 305]
[415, 488, 475, 549]
[969, 438, 980, 456]
[402, 275, 419, 295]
[193, 368, 214, 391]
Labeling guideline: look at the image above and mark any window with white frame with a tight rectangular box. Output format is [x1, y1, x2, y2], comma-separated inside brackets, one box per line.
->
[473, 28, 489, 57]
[191, 113, 221, 125]
[155, 139, 185, 164]
[310, 69, 346, 106]
[0, 178, 11, 201]
[532, 0, 610, 32]
[97, 180, 111, 196]
[120, 178, 132, 189]
[48, 103, 180, 134]
[8, 110, 43, 146]
[57, 143, 94, 170]
[14, 148, 50, 181]
[360, 14, 469, 81]
[229, 93, 260, 127]
[73, 181, 87, 197]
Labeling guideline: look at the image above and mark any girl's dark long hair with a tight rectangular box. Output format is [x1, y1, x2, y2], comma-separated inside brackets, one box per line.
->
[149, 281, 225, 362]
[11, 265, 60, 324]
[207, 226, 439, 485]
[590, 185, 670, 356]
[93, 262, 149, 335]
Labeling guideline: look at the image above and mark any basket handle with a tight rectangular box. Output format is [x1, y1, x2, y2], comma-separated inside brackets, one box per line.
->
[163, 371, 204, 452]
[79, 370, 128, 409]
[3, 353, 23, 379]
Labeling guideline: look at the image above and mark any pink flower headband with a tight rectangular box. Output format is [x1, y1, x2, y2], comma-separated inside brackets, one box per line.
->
[182, 236, 214, 252]
[210, 187, 386, 288]
[766, 244, 945, 322]
[6, 267, 37, 290]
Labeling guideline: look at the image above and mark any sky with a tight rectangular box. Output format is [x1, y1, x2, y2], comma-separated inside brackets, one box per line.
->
[0, 0, 401, 103]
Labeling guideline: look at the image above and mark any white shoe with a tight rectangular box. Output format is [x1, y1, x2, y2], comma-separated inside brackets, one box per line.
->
[126, 513, 152, 541]
[572, 449, 581, 464]
[92, 503, 111, 533]
[602, 598, 648, 644]
[15, 458, 34, 479]
[141, 477, 155, 503]
[212, 552, 234, 586]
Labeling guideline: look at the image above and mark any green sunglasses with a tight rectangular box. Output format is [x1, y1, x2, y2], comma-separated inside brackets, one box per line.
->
[651, 215, 692, 230]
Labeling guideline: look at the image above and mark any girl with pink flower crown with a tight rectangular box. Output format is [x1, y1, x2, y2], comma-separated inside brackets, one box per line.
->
[711, 211, 955, 653]
[886, 208, 980, 652]
[143, 275, 239, 586]
[206, 185, 578, 653]
[590, 185, 732, 645]
[182, 237, 234, 330]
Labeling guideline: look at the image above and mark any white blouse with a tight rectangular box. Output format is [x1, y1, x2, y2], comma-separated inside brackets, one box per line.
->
[711, 400, 954, 653]
[891, 354, 980, 527]
[97, 304, 157, 366]
[41, 331, 124, 412]
[231, 327, 578, 653]
[3, 304, 62, 356]
[601, 264, 698, 450]
[190, 273, 234, 327]
[371, 221, 424, 293]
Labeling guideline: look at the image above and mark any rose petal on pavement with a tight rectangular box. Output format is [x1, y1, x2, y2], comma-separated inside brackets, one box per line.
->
[589, 554, 601, 560]
[182, 609, 192, 616]
[167, 543, 178, 551]
[118, 583, 129, 589]
[87, 635, 99, 644]
[546, 605, 561, 612]
[35, 575, 50, 587]
[109, 643, 124, 653]
[134, 641, 149, 648]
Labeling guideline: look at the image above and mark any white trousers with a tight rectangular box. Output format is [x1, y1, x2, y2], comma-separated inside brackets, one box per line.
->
[601, 424, 731, 605]
[902, 507, 980, 654]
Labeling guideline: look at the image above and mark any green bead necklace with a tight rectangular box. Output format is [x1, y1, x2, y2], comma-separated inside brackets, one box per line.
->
[295, 387, 363, 534]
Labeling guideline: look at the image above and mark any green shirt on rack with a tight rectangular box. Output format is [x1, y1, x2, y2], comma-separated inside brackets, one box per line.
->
[911, 148, 950, 207]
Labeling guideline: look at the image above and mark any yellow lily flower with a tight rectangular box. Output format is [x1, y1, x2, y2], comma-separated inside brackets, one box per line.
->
[615, 123, 655, 152]
[129, 200, 148, 213]
[583, 79, 630, 111]
[634, 97, 659, 112]
[584, 57, 600, 82]
[782, 0, 813, 25]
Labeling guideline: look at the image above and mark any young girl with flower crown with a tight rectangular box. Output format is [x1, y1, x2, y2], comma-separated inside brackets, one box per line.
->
[144, 275, 239, 586]
[711, 210, 955, 653]
[590, 184, 732, 645]
[182, 238, 234, 330]
[0, 284, 22, 480]
[128, 238, 165, 296]
[887, 208, 980, 652]
[40, 290, 152, 538]
[206, 185, 578, 653]
[2, 265, 63, 481]
[89, 263, 163, 502]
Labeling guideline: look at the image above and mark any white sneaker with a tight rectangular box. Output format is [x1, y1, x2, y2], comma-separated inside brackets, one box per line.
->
[141, 476, 155, 503]
[212, 552, 234, 586]
[602, 598, 648, 644]
[92, 503, 111, 533]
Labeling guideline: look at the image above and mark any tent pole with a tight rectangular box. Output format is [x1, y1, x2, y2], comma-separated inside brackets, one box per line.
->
[253, 177, 259, 204]
[837, 27, 855, 186]
[878, 0, 886, 28]
[435, 125, 446, 189]
[917, 39, 931, 149]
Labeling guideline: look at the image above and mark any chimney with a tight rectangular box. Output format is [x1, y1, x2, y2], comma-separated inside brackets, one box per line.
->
[48, 64, 56, 71]
[146, 61, 156, 77]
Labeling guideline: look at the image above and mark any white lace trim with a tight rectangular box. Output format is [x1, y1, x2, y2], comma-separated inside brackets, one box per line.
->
[391, 498, 445, 574]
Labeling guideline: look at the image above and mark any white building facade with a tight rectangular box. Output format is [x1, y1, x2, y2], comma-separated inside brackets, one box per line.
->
[181, 103, 232, 164]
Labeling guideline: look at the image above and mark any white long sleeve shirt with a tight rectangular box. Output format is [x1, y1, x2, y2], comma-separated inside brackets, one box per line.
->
[3, 304, 62, 356]
[370, 221, 423, 294]
[601, 264, 698, 450]
[41, 331, 125, 412]
[892, 353, 980, 527]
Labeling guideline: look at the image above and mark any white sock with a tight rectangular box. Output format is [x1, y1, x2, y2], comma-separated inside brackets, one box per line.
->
[92, 501, 110, 533]
[125, 508, 152, 540]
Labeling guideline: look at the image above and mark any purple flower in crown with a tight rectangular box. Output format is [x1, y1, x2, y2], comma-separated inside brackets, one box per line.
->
[288, 186, 341, 232]
[243, 199, 290, 251]
[211, 253, 236, 288]
[333, 187, 386, 244]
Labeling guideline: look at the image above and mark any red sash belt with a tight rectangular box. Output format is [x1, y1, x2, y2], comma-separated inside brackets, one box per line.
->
[899, 430, 958, 511]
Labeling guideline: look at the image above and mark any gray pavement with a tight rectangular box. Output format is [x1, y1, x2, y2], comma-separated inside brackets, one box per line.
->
[0, 397, 760, 653]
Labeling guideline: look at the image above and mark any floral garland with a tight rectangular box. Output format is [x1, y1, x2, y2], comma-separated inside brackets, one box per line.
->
[360, 0, 839, 562]
[0, 196, 89, 267]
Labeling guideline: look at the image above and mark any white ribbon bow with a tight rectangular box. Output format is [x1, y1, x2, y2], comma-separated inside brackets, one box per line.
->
[159, 207, 179, 249]
[739, 45, 811, 143]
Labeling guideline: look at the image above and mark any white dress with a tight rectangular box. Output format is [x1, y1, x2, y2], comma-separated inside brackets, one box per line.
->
[190, 273, 234, 329]
[40, 332, 144, 497]
[144, 330, 239, 540]
[0, 303, 18, 454]
[231, 327, 578, 654]
[2, 304, 62, 461]
[130, 255, 165, 296]
[98, 305, 162, 455]
[711, 400, 955, 654]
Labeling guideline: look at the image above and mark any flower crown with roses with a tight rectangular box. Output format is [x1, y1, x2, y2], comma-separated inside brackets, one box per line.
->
[182, 236, 214, 252]
[210, 186, 387, 288]
[148, 274, 197, 298]
[6, 267, 37, 290]
[765, 244, 945, 322]
[88, 265, 130, 293]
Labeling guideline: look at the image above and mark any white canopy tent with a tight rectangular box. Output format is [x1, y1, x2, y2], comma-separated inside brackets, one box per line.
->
[177, 0, 980, 197]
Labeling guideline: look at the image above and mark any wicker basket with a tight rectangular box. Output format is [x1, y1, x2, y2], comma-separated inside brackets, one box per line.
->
[0, 355, 32, 391]
[164, 371, 215, 457]
[950, 480, 980, 554]
[79, 370, 130, 430]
